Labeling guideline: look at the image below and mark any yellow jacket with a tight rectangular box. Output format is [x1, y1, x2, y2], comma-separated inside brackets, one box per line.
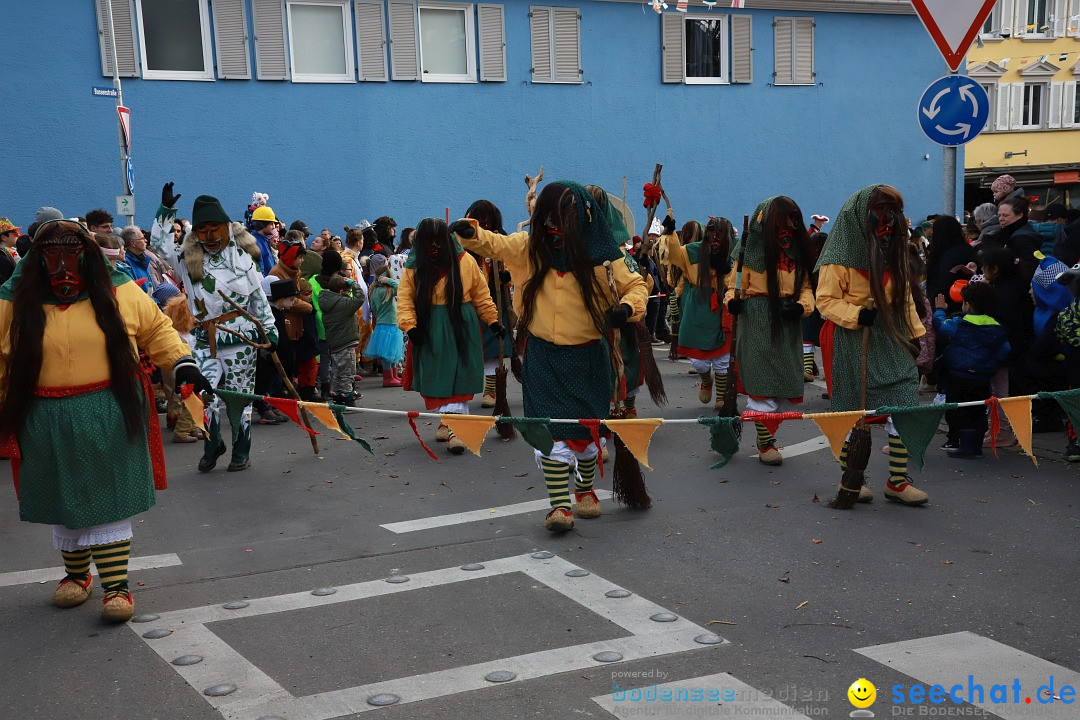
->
[816, 264, 925, 337]
[457, 220, 648, 346]
[0, 281, 192, 392]
[723, 265, 814, 317]
[397, 252, 499, 332]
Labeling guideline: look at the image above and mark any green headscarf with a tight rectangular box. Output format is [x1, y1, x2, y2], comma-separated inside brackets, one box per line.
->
[593, 186, 630, 250]
[814, 185, 881, 272]
[732, 197, 779, 273]
[553, 180, 624, 268]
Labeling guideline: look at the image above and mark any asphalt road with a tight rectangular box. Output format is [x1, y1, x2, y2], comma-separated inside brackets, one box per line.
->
[2, 349, 1078, 720]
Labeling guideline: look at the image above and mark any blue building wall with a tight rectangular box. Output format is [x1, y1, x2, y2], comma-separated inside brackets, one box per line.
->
[1, 1, 957, 234]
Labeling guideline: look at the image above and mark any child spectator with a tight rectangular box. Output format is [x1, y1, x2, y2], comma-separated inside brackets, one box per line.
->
[1053, 264, 1080, 461]
[318, 275, 366, 406]
[364, 253, 404, 387]
[293, 278, 322, 401]
[932, 282, 1011, 459]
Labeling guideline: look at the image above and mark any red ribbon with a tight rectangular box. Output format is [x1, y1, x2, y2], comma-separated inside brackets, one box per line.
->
[579, 419, 605, 478]
[740, 410, 804, 437]
[407, 411, 440, 461]
[643, 183, 662, 209]
[986, 397, 1000, 459]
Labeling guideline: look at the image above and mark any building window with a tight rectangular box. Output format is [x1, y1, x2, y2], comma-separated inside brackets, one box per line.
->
[774, 17, 814, 86]
[1073, 81, 1080, 124]
[1026, 0, 1049, 34]
[418, 4, 476, 82]
[286, 1, 355, 83]
[980, 82, 996, 132]
[980, 3, 1001, 35]
[530, 6, 581, 84]
[1022, 83, 1045, 127]
[681, 16, 729, 85]
[135, 0, 214, 80]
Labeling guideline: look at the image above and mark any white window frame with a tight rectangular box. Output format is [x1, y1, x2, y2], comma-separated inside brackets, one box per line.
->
[682, 14, 729, 85]
[135, 0, 214, 80]
[416, 2, 476, 83]
[981, 1, 1001, 36]
[1024, 0, 1050, 35]
[1021, 81, 1048, 127]
[979, 82, 998, 132]
[286, 0, 356, 84]
[1072, 80, 1080, 126]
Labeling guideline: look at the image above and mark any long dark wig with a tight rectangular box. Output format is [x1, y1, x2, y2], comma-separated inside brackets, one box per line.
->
[516, 183, 609, 346]
[762, 196, 813, 336]
[411, 217, 467, 359]
[866, 185, 916, 347]
[672, 220, 701, 292]
[698, 217, 732, 303]
[465, 199, 511, 306]
[0, 221, 146, 441]
[925, 215, 965, 285]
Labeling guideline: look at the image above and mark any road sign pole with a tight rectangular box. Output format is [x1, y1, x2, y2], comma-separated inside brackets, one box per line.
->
[942, 67, 958, 217]
[104, 0, 134, 229]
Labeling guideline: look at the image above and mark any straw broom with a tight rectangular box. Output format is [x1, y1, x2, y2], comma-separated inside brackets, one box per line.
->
[492, 260, 515, 439]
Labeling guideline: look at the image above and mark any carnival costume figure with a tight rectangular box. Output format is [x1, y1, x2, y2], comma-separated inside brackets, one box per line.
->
[150, 183, 278, 473]
[0, 219, 210, 621]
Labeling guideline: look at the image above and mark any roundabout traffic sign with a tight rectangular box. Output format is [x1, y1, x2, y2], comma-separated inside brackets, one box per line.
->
[917, 75, 989, 147]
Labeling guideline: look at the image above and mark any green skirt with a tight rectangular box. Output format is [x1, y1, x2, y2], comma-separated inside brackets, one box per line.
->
[18, 388, 155, 529]
[734, 296, 804, 399]
[678, 284, 725, 352]
[412, 303, 484, 400]
[482, 298, 514, 360]
[620, 328, 642, 392]
[523, 335, 612, 441]
[830, 324, 918, 412]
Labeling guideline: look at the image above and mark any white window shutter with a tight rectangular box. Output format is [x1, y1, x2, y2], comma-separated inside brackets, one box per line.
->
[1070, 0, 1080, 37]
[388, 1, 419, 81]
[1050, 0, 1066, 35]
[478, 4, 506, 82]
[530, 7, 552, 82]
[552, 7, 581, 83]
[730, 15, 753, 84]
[252, 0, 288, 80]
[793, 17, 814, 84]
[213, 0, 251, 79]
[661, 12, 683, 83]
[96, 0, 139, 78]
[1063, 81, 1078, 127]
[355, 0, 389, 81]
[773, 18, 793, 86]
[1015, 0, 1030, 34]
[995, 81, 1012, 129]
[1010, 83, 1024, 128]
[1049, 81, 1064, 127]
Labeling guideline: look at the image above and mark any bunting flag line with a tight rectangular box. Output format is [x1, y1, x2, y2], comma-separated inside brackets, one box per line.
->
[179, 384, 207, 433]
[407, 411, 440, 461]
[330, 407, 374, 454]
[265, 397, 317, 436]
[579, 419, 606, 478]
[300, 401, 347, 439]
[216, 388, 253, 436]
[501, 417, 555, 456]
[731, 0, 745, 7]
[605, 418, 664, 470]
[806, 411, 864, 461]
[879, 404, 952, 472]
[741, 410, 803, 437]
[999, 396, 1036, 466]
[986, 397, 1003, 459]
[440, 414, 497, 456]
[698, 417, 741, 469]
[676, 0, 687, 12]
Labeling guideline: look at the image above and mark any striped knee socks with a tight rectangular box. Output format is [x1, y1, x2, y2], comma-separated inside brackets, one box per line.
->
[755, 422, 775, 451]
[714, 372, 728, 405]
[61, 549, 92, 581]
[575, 456, 597, 495]
[91, 540, 131, 592]
[484, 375, 496, 396]
[542, 459, 572, 510]
[803, 351, 815, 375]
[887, 435, 909, 479]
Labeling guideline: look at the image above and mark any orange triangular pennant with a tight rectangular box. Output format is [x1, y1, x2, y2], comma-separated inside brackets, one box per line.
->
[605, 418, 663, 470]
[806, 411, 865, 460]
[999, 396, 1036, 466]
[181, 391, 207, 433]
[300, 402, 347, 439]
[440, 414, 497, 456]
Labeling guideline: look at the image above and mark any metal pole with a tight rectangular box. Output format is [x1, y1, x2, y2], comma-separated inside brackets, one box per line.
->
[942, 67, 958, 217]
[104, 0, 134, 228]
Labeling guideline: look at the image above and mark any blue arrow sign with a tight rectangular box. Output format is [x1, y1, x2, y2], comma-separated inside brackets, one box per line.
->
[126, 157, 135, 195]
[918, 75, 989, 147]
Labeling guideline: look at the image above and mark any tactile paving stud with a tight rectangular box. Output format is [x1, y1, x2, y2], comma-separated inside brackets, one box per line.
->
[485, 670, 517, 683]
[142, 629, 172, 639]
[385, 575, 409, 584]
[593, 651, 623, 663]
[311, 587, 337, 596]
[565, 569, 590, 577]
[461, 563, 485, 571]
[203, 684, 237, 697]
[172, 655, 204, 666]
[694, 633, 724, 645]
[223, 601, 249, 609]
[650, 613, 678, 623]
[605, 589, 632, 598]
[367, 693, 401, 706]
[131, 614, 160, 623]
[530, 551, 554, 559]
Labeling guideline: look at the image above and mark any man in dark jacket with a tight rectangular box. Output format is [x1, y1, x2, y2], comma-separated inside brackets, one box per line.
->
[932, 281, 1011, 458]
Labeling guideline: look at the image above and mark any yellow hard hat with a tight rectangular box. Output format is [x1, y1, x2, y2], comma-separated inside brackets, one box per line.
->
[251, 205, 277, 222]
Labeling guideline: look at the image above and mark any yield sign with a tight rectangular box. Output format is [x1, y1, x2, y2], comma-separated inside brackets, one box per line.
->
[909, 0, 997, 71]
[117, 105, 131, 152]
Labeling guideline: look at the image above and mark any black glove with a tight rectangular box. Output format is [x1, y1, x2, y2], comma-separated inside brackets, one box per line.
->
[605, 303, 633, 329]
[174, 361, 213, 395]
[727, 298, 744, 316]
[498, 269, 512, 284]
[661, 215, 676, 234]
[449, 220, 475, 239]
[407, 328, 424, 346]
[857, 307, 878, 327]
[162, 182, 181, 209]
[781, 300, 804, 321]
[489, 322, 506, 338]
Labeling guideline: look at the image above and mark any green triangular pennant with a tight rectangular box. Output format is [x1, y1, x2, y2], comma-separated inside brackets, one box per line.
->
[698, 417, 742, 470]
[215, 388, 254, 431]
[876, 404, 954, 471]
[331, 406, 374, 455]
[500, 417, 554, 456]
[1040, 390, 1080, 440]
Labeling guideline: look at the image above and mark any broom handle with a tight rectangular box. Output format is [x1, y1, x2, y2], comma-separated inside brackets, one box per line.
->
[604, 260, 625, 414]
[494, 260, 505, 365]
[859, 299, 874, 428]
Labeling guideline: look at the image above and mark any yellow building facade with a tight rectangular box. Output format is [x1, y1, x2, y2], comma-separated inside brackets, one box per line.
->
[965, 0, 1080, 210]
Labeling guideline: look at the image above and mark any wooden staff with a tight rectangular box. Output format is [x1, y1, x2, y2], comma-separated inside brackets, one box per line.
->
[492, 260, 515, 439]
[516, 166, 544, 232]
[217, 290, 320, 455]
[720, 215, 750, 418]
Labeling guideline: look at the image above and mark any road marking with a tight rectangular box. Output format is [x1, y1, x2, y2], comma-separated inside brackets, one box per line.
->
[0, 553, 182, 588]
[380, 490, 614, 534]
[592, 672, 813, 718]
[750, 436, 830, 460]
[131, 553, 725, 720]
[856, 631, 1080, 719]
